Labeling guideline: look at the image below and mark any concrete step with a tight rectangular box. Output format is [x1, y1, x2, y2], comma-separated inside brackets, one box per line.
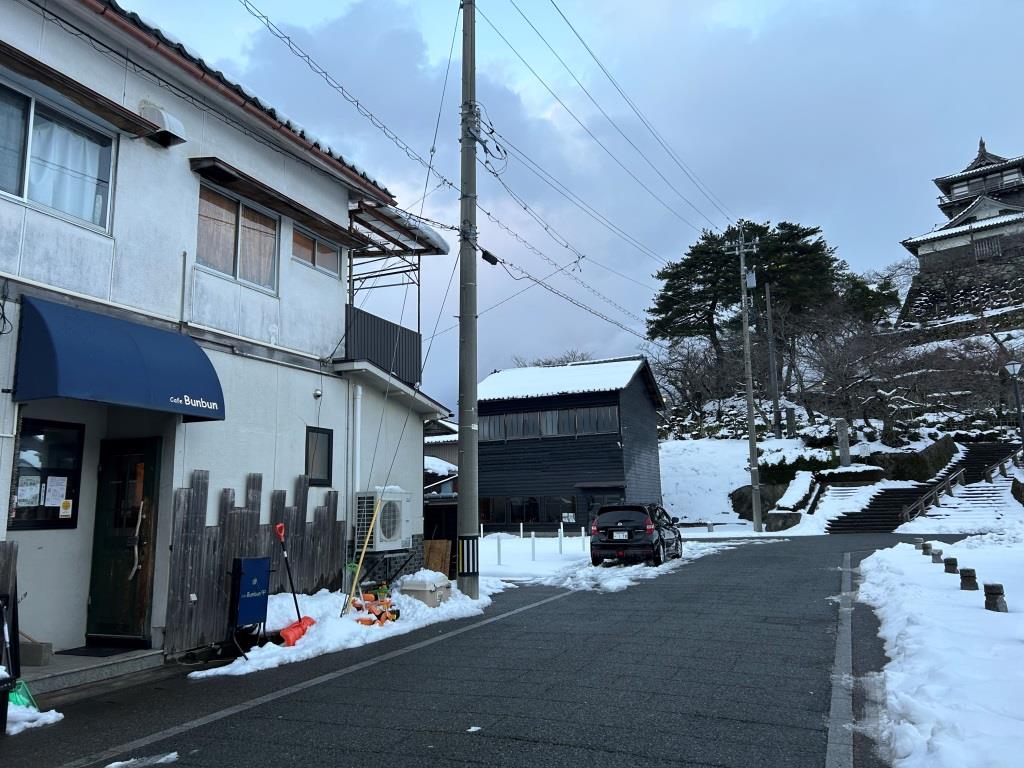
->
[19, 648, 165, 695]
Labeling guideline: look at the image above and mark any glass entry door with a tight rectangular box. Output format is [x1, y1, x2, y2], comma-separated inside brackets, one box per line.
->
[86, 438, 161, 646]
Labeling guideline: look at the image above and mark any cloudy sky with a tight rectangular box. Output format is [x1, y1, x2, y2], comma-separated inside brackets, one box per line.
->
[126, 0, 1024, 411]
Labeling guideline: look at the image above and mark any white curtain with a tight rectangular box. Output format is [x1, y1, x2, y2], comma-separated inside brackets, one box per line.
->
[28, 111, 109, 226]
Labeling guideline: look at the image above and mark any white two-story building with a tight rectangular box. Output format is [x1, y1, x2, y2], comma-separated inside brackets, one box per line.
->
[0, 0, 447, 668]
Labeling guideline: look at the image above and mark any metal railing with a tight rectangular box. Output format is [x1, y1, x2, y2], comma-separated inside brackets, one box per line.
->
[938, 176, 1024, 205]
[342, 304, 422, 387]
[982, 448, 1024, 483]
[901, 468, 966, 523]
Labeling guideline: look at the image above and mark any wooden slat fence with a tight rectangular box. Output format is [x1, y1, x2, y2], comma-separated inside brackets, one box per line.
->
[164, 470, 346, 655]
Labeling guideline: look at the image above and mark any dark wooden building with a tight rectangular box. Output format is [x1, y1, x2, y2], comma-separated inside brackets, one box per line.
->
[475, 356, 664, 532]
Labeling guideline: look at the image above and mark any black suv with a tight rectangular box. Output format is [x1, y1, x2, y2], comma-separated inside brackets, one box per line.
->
[590, 504, 682, 566]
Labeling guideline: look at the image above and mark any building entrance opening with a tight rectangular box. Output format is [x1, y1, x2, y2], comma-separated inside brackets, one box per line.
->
[86, 438, 161, 647]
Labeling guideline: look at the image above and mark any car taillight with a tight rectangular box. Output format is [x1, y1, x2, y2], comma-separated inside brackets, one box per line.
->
[590, 519, 599, 535]
[645, 517, 655, 534]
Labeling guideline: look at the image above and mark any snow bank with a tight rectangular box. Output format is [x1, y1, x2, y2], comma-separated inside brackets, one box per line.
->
[660, 439, 752, 523]
[191, 577, 512, 679]
[5, 703, 64, 736]
[775, 471, 814, 510]
[859, 533, 1024, 768]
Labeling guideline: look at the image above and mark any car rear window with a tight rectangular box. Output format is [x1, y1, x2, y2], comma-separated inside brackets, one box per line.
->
[595, 509, 648, 525]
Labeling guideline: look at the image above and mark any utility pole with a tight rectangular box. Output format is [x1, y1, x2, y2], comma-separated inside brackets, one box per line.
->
[764, 282, 783, 439]
[456, 0, 480, 599]
[725, 229, 763, 532]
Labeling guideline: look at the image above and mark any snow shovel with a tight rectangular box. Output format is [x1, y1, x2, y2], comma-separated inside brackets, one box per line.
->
[273, 523, 315, 646]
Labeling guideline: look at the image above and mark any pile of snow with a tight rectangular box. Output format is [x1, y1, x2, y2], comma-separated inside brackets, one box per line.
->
[191, 574, 511, 679]
[775, 471, 814, 510]
[5, 703, 64, 736]
[105, 753, 179, 767]
[859, 533, 1024, 768]
[816, 464, 880, 477]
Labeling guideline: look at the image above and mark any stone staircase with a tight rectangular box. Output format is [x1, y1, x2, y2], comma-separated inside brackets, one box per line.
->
[825, 442, 1020, 534]
[908, 475, 1014, 529]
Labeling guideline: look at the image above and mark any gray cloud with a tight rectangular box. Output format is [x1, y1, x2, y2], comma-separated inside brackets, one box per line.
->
[130, 0, 1024, 411]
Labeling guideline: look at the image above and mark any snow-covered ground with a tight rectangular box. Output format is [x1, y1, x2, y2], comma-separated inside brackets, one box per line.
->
[897, 472, 1024, 535]
[660, 438, 756, 524]
[478, 532, 742, 590]
[859, 532, 1024, 768]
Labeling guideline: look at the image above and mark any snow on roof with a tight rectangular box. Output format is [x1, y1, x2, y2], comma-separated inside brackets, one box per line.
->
[478, 356, 644, 402]
[935, 154, 1024, 184]
[903, 211, 1024, 246]
[425, 455, 457, 476]
[425, 434, 457, 444]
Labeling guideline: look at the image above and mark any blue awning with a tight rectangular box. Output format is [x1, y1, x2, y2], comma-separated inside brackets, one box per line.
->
[14, 296, 225, 422]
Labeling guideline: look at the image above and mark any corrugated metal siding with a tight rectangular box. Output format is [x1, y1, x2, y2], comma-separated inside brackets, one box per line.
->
[425, 442, 458, 465]
[344, 305, 422, 386]
[479, 433, 624, 496]
[478, 391, 618, 415]
[619, 376, 663, 504]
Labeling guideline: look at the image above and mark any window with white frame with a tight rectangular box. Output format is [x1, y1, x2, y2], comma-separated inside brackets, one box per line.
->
[292, 227, 341, 275]
[0, 82, 113, 228]
[197, 185, 278, 290]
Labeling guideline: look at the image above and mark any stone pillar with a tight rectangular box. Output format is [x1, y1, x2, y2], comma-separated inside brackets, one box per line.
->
[785, 407, 797, 438]
[837, 418, 851, 467]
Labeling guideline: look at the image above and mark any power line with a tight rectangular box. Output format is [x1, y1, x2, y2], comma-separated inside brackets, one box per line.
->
[507, 0, 723, 231]
[547, 0, 735, 223]
[239, 0, 658, 342]
[480, 116, 666, 276]
[474, 3, 703, 233]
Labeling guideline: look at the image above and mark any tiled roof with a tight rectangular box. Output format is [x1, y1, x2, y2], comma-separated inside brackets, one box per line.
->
[91, 0, 393, 202]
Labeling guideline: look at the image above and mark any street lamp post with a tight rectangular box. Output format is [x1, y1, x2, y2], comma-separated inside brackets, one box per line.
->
[1005, 361, 1024, 443]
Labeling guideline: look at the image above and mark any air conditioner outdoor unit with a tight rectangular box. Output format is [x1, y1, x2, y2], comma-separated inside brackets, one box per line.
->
[354, 489, 412, 552]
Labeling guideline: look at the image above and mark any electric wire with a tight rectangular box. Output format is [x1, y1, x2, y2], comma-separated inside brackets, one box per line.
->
[474, 3, 702, 233]
[238, 0, 663, 343]
[507, 0, 723, 231]
[547, 0, 736, 223]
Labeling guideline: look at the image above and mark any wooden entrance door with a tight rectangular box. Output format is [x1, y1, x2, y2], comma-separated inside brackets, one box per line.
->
[86, 438, 161, 645]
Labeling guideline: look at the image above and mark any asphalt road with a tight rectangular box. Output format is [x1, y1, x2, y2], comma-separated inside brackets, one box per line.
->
[2, 534, 933, 768]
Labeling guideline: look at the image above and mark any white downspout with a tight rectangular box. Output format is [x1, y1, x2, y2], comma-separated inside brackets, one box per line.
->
[352, 384, 363, 496]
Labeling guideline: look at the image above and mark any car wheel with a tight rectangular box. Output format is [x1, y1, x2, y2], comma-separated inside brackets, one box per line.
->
[651, 542, 665, 567]
[674, 541, 683, 559]
[591, 553, 603, 567]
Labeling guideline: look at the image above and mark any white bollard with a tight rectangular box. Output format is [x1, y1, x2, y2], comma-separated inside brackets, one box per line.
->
[520, 522, 524, 539]
[480, 524, 484, 539]
[531, 531, 536, 561]
[581, 528, 586, 550]
[497, 535, 502, 566]
[558, 527, 563, 554]
[559, 522, 564, 537]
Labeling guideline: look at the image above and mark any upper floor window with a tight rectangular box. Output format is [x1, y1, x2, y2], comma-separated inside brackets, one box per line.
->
[292, 228, 341, 275]
[951, 182, 969, 199]
[197, 185, 278, 290]
[480, 405, 619, 442]
[0, 82, 113, 229]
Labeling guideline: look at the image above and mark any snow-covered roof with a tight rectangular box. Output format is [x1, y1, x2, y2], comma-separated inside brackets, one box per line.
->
[478, 356, 649, 402]
[935, 154, 1024, 185]
[903, 211, 1024, 247]
[425, 433, 457, 444]
[424, 455, 457, 475]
